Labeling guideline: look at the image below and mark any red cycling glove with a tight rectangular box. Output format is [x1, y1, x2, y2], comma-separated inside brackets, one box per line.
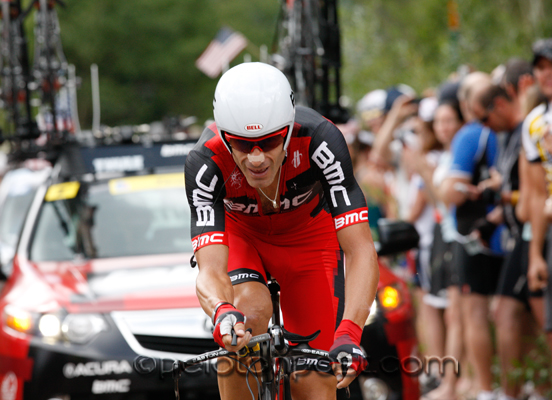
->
[212, 302, 246, 348]
[329, 319, 368, 376]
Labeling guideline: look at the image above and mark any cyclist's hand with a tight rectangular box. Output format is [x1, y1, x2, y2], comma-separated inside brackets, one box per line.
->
[212, 304, 251, 350]
[329, 319, 367, 389]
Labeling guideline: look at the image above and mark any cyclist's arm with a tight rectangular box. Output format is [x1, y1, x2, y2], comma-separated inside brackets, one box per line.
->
[195, 244, 232, 320]
[336, 222, 379, 330]
[309, 117, 376, 387]
[185, 143, 250, 349]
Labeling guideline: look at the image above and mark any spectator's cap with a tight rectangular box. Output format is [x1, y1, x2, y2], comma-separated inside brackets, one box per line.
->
[384, 84, 417, 112]
[357, 89, 386, 122]
[532, 38, 552, 66]
[418, 97, 438, 122]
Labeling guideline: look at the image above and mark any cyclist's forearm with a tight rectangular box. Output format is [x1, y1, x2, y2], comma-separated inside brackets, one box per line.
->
[195, 245, 234, 319]
[342, 245, 379, 328]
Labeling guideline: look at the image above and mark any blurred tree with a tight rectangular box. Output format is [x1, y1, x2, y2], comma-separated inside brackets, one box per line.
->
[53, 0, 552, 127]
[57, 0, 278, 128]
[340, 0, 552, 109]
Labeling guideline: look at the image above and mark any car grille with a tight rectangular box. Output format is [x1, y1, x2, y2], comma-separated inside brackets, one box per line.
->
[134, 334, 219, 355]
[111, 308, 216, 358]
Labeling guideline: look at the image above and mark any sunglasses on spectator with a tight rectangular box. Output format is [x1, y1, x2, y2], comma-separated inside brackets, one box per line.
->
[224, 127, 288, 153]
[479, 102, 495, 124]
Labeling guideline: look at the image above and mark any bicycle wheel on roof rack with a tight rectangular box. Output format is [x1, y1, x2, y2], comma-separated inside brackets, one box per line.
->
[297, 0, 323, 110]
[32, 0, 71, 139]
[275, 0, 323, 111]
[0, 0, 37, 139]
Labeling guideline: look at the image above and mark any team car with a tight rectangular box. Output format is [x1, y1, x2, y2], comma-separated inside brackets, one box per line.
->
[0, 138, 419, 400]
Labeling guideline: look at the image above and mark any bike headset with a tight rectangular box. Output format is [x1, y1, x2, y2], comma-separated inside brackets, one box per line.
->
[190, 62, 296, 268]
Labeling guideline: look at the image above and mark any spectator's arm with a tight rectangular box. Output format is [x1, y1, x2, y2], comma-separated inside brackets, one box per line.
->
[526, 160, 549, 291]
[370, 96, 417, 163]
[405, 187, 427, 223]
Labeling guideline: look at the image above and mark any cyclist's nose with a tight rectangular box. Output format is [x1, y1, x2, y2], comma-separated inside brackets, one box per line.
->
[247, 147, 265, 166]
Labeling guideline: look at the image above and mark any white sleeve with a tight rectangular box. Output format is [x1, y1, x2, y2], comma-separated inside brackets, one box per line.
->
[521, 104, 546, 163]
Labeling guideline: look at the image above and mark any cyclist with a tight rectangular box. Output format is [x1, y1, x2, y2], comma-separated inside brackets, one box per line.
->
[185, 62, 378, 400]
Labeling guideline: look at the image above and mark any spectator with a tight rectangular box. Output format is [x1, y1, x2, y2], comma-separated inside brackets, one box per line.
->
[521, 38, 552, 354]
[356, 89, 387, 136]
[402, 96, 453, 392]
[407, 98, 466, 400]
[439, 72, 503, 400]
[471, 62, 542, 400]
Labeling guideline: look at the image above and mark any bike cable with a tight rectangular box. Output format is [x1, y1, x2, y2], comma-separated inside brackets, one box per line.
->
[244, 356, 262, 400]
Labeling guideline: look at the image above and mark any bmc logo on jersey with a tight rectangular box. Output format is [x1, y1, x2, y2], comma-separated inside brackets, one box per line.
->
[334, 209, 369, 230]
[192, 232, 227, 251]
[245, 124, 263, 132]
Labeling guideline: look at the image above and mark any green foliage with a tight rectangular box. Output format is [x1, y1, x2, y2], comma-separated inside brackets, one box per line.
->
[57, 0, 278, 127]
[51, 0, 552, 126]
[340, 0, 552, 107]
[491, 333, 552, 398]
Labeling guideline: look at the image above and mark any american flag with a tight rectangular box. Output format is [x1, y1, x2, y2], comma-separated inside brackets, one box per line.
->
[195, 27, 248, 78]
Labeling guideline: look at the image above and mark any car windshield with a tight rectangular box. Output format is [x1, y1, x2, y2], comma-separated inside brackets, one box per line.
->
[29, 172, 192, 261]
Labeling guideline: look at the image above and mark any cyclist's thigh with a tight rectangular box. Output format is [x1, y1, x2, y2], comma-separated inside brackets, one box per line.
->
[227, 225, 268, 285]
[226, 225, 273, 334]
[272, 243, 344, 351]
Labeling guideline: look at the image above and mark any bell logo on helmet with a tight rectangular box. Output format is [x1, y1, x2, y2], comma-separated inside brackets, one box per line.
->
[245, 124, 263, 132]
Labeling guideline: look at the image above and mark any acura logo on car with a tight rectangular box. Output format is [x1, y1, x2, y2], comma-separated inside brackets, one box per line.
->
[63, 360, 133, 379]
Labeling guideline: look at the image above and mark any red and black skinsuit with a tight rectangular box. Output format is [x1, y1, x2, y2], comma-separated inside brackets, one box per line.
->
[185, 106, 368, 350]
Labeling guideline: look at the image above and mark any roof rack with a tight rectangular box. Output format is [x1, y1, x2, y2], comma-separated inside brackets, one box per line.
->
[53, 132, 197, 180]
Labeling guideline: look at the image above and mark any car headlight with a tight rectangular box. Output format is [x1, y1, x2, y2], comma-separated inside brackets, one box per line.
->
[62, 314, 107, 344]
[377, 284, 402, 311]
[3, 306, 106, 344]
[39, 314, 62, 338]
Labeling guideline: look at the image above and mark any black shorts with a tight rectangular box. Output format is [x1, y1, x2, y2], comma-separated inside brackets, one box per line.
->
[429, 224, 456, 298]
[455, 241, 503, 296]
[495, 238, 538, 308]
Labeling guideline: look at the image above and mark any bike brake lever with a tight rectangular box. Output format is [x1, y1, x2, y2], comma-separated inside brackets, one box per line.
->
[231, 327, 253, 348]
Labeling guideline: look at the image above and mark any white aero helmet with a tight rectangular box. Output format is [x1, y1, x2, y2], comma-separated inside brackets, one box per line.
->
[213, 62, 295, 153]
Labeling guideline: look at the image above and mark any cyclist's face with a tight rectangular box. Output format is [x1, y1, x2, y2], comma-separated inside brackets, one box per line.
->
[534, 57, 552, 99]
[231, 143, 286, 189]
